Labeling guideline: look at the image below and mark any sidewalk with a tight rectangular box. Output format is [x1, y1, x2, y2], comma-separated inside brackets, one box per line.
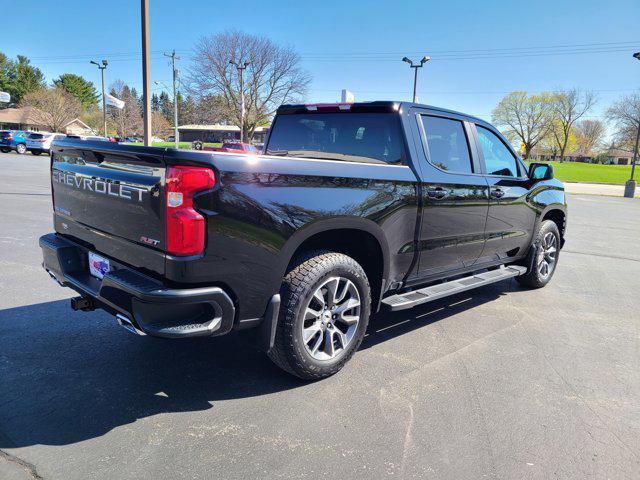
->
[564, 182, 640, 198]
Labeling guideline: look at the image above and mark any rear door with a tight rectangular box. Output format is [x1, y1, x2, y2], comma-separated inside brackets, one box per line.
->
[472, 124, 536, 263]
[410, 110, 490, 281]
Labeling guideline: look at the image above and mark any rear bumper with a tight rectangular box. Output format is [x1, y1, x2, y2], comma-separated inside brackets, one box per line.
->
[39, 233, 236, 338]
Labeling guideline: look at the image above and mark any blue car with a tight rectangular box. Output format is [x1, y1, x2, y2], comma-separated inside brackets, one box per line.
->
[0, 130, 31, 154]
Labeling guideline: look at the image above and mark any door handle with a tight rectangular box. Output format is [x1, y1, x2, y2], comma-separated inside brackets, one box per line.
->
[427, 187, 447, 199]
[490, 188, 505, 198]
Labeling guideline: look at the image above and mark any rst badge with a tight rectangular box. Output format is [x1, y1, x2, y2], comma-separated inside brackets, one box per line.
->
[139, 236, 160, 247]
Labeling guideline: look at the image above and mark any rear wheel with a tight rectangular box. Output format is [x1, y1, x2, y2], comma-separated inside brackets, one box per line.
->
[517, 220, 560, 288]
[268, 251, 371, 380]
[15, 143, 26, 154]
[31, 150, 42, 156]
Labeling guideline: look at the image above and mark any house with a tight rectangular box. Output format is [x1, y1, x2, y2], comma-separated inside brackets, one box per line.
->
[0, 106, 47, 131]
[0, 106, 94, 135]
[178, 124, 269, 143]
[604, 149, 634, 165]
[61, 118, 93, 136]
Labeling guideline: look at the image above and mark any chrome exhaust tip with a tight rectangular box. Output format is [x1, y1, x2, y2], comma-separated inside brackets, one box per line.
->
[115, 314, 146, 336]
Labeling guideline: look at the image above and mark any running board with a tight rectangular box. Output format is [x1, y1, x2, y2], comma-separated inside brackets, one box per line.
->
[381, 265, 527, 311]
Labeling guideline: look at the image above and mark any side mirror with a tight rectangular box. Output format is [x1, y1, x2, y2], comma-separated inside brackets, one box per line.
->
[529, 162, 554, 181]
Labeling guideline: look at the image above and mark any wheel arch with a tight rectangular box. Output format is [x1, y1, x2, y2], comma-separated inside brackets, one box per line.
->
[540, 206, 567, 246]
[275, 217, 390, 311]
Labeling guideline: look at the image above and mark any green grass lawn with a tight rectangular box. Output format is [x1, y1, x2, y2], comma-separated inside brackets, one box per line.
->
[527, 161, 635, 185]
[127, 141, 222, 149]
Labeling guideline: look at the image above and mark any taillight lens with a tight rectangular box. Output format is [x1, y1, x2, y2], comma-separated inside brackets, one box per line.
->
[165, 166, 215, 256]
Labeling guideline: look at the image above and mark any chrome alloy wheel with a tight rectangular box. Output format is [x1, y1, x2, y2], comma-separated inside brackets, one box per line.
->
[537, 232, 558, 278]
[301, 276, 361, 361]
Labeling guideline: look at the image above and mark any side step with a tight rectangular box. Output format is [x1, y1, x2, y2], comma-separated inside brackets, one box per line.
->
[381, 265, 527, 311]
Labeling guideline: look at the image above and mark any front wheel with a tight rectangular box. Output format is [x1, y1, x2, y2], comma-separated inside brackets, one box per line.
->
[15, 143, 26, 154]
[268, 251, 371, 380]
[0, 147, 10, 153]
[516, 220, 561, 288]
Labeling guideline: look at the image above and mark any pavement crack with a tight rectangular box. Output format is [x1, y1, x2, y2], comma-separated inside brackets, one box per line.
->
[0, 449, 43, 479]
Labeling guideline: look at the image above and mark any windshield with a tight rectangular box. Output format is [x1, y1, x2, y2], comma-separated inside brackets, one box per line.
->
[266, 112, 405, 164]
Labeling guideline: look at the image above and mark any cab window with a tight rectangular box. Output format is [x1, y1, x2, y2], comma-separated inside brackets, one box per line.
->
[421, 116, 473, 174]
[476, 126, 519, 177]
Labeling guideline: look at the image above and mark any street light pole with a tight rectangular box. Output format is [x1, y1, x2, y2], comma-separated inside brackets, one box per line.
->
[625, 52, 640, 198]
[229, 60, 250, 143]
[402, 56, 430, 103]
[90, 59, 108, 136]
[140, 0, 152, 146]
[164, 50, 180, 149]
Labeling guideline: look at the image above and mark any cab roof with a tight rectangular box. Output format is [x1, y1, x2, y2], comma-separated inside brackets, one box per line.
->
[277, 101, 488, 126]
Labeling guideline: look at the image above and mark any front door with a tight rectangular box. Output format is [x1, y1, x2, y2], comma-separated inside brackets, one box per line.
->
[473, 124, 537, 263]
[411, 112, 490, 281]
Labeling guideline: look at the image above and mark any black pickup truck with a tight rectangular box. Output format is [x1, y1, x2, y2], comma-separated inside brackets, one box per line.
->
[40, 101, 566, 379]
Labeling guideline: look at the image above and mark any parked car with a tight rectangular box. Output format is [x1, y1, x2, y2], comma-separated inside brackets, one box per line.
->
[0, 130, 31, 154]
[26, 132, 66, 155]
[204, 141, 259, 154]
[40, 101, 566, 379]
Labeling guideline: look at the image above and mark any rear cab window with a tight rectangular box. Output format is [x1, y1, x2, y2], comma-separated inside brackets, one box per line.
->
[266, 112, 406, 165]
[420, 115, 473, 174]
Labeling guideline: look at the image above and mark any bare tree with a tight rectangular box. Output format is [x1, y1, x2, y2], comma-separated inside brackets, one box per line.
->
[20, 86, 81, 132]
[108, 80, 142, 138]
[606, 92, 640, 153]
[491, 91, 555, 159]
[550, 89, 596, 162]
[188, 31, 310, 139]
[151, 111, 171, 137]
[574, 119, 605, 156]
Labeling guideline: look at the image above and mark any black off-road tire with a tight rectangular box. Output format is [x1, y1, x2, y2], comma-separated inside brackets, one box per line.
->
[516, 220, 561, 289]
[268, 250, 371, 380]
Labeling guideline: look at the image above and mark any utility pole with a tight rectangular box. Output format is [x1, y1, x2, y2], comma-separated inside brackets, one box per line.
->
[141, 0, 152, 146]
[402, 56, 430, 103]
[90, 59, 108, 136]
[164, 50, 180, 149]
[229, 60, 250, 143]
[625, 52, 640, 198]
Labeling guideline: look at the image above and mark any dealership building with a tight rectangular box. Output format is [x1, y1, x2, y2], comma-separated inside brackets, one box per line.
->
[178, 124, 269, 143]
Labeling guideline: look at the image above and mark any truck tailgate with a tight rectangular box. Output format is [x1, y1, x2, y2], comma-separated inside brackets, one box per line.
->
[51, 142, 167, 275]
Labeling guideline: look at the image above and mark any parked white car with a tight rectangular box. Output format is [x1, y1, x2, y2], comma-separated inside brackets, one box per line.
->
[26, 132, 66, 155]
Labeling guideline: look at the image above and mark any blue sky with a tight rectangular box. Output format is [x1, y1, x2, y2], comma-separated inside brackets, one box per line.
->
[3, 0, 639, 124]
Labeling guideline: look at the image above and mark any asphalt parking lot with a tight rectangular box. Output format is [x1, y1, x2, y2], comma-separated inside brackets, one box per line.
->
[0, 151, 639, 480]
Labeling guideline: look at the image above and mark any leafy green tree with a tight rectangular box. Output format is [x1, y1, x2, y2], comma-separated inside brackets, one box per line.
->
[53, 73, 99, 110]
[0, 53, 45, 108]
[492, 91, 555, 159]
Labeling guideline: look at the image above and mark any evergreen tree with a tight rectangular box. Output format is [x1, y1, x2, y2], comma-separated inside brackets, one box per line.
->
[53, 73, 99, 110]
[0, 53, 46, 108]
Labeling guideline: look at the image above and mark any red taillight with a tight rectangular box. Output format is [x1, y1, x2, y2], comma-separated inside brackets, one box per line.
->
[165, 166, 215, 256]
